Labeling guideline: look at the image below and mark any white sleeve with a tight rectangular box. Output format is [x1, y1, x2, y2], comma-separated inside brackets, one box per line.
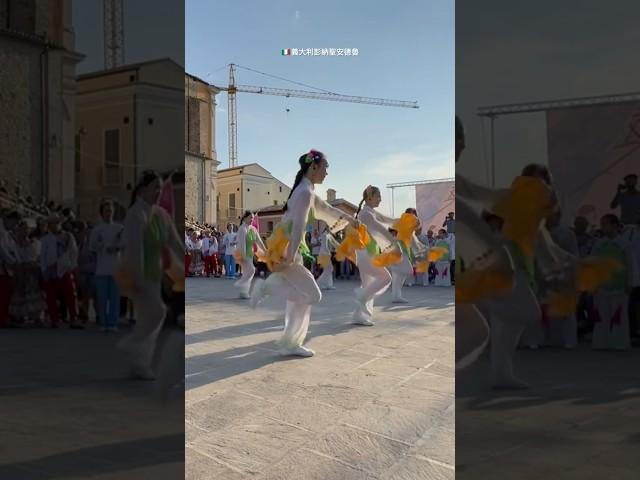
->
[312, 194, 356, 233]
[457, 173, 510, 209]
[288, 189, 313, 258]
[236, 227, 246, 258]
[359, 209, 396, 248]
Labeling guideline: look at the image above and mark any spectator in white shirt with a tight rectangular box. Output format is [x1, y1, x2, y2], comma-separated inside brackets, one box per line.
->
[222, 224, 237, 278]
[41, 214, 80, 328]
[90, 200, 124, 332]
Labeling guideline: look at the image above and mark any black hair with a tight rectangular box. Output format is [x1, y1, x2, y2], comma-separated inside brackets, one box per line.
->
[129, 170, 161, 207]
[283, 150, 325, 212]
[241, 210, 253, 223]
[355, 185, 380, 217]
[405, 208, 417, 215]
[624, 173, 638, 181]
[521, 164, 551, 184]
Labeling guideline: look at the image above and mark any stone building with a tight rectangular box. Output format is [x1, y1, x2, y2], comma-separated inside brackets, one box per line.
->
[184, 73, 220, 224]
[0, 0, 83, 205]
[75, 58, 184, 220]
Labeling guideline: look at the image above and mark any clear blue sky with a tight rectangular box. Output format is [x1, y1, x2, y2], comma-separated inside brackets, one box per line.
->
[187, 0, 454, 215]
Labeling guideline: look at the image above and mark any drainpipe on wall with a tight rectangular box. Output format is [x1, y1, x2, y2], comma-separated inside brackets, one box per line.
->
[40, 41, 50, 201]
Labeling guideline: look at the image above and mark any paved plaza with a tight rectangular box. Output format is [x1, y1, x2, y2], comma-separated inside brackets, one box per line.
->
[186, 276, 455, 480]
[457, 344, 640, 479]
[0, 325, 184, 479]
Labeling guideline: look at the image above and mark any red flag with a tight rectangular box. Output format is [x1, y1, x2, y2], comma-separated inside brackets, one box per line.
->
[158, 175, 175, 217]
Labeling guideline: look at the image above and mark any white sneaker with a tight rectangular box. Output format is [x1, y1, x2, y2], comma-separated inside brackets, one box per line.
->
[352, 310, 374, 326]
[353, 288, 373, 316]
[239, 292, 250, 299]
[392, 297, 409, 304]
[280, 346, 315, 357]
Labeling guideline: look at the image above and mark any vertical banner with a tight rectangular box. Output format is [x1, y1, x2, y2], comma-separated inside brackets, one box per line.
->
[415, 181, 455, 232]
[546, 102, 640, 226]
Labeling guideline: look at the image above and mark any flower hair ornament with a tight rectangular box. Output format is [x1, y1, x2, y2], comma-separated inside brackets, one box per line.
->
[305, 149, 323, 164]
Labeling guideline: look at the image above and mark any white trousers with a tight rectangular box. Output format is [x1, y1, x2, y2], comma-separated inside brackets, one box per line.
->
[486, 268, 540, 383]
[389, 252, 413, 300]
[354, 249, 392, 319]
[234, 259, 256, 296]
[317, 262, 334, 289]
[263, 260, 322, 350]
[120, 280, 166, 372]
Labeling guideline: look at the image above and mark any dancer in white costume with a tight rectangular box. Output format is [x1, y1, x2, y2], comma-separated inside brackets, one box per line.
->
[316, 227, 339, 290]
[234, 211, 267, 299]
[251, 150, 358, 357]
[351, 186, 395, 326]
[455, 116, 577, 388]
[118, 170, 184, 380]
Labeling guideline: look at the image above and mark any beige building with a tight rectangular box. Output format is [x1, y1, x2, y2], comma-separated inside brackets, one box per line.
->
[75, 58, 184, 220]
[216, 163, 291, 228]
[185, 74, 220, 224]
[0, 0, 83, 205]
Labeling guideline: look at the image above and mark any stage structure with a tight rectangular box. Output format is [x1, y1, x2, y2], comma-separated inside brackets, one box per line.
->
[387, 178, 455, 233]
[478, 91, 640, 224]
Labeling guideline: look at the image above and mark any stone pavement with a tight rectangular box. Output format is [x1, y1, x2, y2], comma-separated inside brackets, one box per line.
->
[186, 276, 455, 480]
[0, 324, 184, 480]
[457, 344, 640, 479]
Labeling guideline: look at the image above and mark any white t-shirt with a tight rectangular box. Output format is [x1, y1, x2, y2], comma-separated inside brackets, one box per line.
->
[223, 232, 237, 255]
[90, 222, 124, 276]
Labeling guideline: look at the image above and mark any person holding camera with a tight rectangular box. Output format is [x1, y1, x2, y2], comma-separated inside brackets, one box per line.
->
[610, 173, 640, 225]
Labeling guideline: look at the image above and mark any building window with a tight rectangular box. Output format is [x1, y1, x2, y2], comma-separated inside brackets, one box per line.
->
[279, 186, 282, 192]
[104, 129, 120, 185]
[273, 200, 278, 206]
[267, 221, 274, 232]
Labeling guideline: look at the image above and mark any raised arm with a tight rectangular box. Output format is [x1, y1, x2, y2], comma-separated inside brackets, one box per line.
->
[312, 194, 357, 232]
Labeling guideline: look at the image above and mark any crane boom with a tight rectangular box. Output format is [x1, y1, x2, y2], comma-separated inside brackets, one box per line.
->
[233, 85, 419, 109]
[224, 64, 418, 167]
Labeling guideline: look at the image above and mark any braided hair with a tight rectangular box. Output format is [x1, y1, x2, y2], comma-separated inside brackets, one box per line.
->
[240, 210, 253, 223]
[282, 149, 325, 212]
[356, 185, 380, 217]
[129, 170, 161, 207]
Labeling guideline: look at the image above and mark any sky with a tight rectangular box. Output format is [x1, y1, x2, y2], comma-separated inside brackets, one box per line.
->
[456, 0, 640, 187]
[186, 0, 454, 215]
[73, 0, 185, 73]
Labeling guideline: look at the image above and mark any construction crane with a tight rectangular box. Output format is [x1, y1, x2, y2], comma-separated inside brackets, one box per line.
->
[223, 64, 419, 167]
[103, 0, 124, 69]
